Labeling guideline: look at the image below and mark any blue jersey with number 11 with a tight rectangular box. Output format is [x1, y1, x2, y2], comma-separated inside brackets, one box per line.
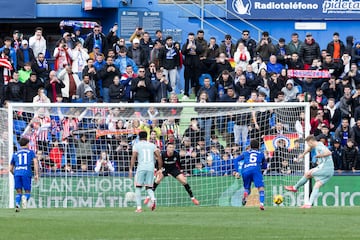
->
[238, 150, 267, 173]
[10, 148, 36, 177]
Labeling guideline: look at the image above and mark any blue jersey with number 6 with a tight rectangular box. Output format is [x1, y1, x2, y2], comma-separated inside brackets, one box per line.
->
[238, 150, 267, 173]
[11, 148, 36, 177]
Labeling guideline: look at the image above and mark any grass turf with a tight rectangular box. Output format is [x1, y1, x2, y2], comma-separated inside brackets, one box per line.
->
[1, 207, 359, 240]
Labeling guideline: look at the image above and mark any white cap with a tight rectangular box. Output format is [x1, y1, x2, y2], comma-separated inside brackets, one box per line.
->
[21, 39, 28, 45]
[132, 38, 140, 44]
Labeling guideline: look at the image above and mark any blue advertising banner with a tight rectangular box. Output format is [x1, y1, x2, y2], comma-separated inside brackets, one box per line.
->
[226, 0, 360, 20]
[0, 0, 36, 19]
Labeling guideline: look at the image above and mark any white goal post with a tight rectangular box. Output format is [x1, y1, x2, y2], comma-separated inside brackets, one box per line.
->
[5, 102, 310, 208]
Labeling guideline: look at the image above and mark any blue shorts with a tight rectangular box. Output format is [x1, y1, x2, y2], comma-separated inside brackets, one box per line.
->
[242, 170, 264, 190]
[14, 176, 32, 191]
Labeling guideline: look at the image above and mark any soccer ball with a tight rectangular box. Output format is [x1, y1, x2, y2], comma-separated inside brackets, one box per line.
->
[273, 195, 284, 205]
[125, 192, 136, 202]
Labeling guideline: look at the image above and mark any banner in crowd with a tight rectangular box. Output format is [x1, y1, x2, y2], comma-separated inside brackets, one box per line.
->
[263, 134, 298, 152]
[287, 69, 331, 79]
[59, 20, 99, 29]
[226, 0, 360, 20]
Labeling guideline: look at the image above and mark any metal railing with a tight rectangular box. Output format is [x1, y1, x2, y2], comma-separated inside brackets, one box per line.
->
[167, 0, 278, 43]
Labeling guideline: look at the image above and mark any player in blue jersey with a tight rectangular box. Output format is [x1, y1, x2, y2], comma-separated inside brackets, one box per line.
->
[285, 135, 334, 208]
[235, 139, 268, 210]
[10, 138, 39, 212]
[129, 131, 163, 213]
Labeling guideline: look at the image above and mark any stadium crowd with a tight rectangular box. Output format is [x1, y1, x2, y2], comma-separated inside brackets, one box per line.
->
[1, 23, 360, 174]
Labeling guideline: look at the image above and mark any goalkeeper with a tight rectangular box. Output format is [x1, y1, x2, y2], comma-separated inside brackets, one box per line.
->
[144, 142, 200, 205]
[285, 135, 334, 208]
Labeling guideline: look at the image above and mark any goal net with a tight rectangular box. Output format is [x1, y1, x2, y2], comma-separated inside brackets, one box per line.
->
[5, 102, 310, 208]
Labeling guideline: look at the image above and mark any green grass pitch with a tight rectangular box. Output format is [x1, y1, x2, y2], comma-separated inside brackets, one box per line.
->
[1, 207, 359, 240]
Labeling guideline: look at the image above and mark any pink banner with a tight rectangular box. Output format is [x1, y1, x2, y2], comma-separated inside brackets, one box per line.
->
[287, 69, 331, 79]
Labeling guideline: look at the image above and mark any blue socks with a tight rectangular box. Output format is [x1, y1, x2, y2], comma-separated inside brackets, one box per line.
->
[259, 190, 265, 205]
[15, 194, 22, 206]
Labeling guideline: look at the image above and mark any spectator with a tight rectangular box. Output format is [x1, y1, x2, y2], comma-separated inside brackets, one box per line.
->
[127, 38, 148, 68]
[71, 41, 89, 80]
[286, 32, 303, 56]
[152, 68, 172, 102]
[251, 55, 267, 74]
[77, 74, 97, 100]
[57, 65, 81, 102]
[327, 32, 345, 63]
[140, 32, 154, 62]
[131, 66, 153, 104]
[293, 77, 325, 99]
[204, 36, 220, 61]
[94, 151, 115, 175]
[16, 39, 35, 70]
[351, 118, 360, 147]
[82, 59, 98, 92]
[109, 75, 125, 103]
[45, 70, 65, 102]
[324, 98, 342, 133]
[88, 44, 105, 61]
[197, 76, 217, 102]
[28, 27, 48, 67]
[114, 47, 138, 74]
[342, 138, 358, 172]
[266, 55, 283, 74]
[295, 111, 306, 138]
[212, 52, 233, 79]
[32, 53, 50, 83]
[314, 87, 328, 108]
[24, 72, 44, 102]
[346, 63, 360, 87]
[233, 95, 251, 148]
[256, 68, 270, 98]
[181, 32, 202, 97]
[98, 56, 121, 102]
[321, 75, 340, 101]
[158, 36, 179, 92]
[237, 30, 257, 61]
[18, 62, 33, 84]
[281, 79, 298, 102]
[269, 139, 288, 174]
[106, 23, 119, 48]
[49, 140, 63, 171]
[334, 117, 354, 147]
[79, 87, 97, 103]
[219, 34, 236, 59]
[12, 29, 22, 51]
[120, 65, 137, 102]
[235, 74, 251, 99]
[218, 85, 237, 102]
[322, 54, 342, 79]
[5, 72, 24, 102]
[286, 52, 304, 70]
[33, 87, 51, 103]
[299, 32, 321, 69]
[195, 91, 212, 147]
[255, 31, 276, 63]
[331, 138, 343, 171]
[268, 72, 284, 102]
[84, 24, 108, 54]
[345, 35, 354, 54]
[234, 42, 250, 71]
[274, 38, 288, 66]
[150, 40, 163, 68]
[338, 85, 352, 119]
[352, 41, 360, 67]
[53, 40, 73, 72]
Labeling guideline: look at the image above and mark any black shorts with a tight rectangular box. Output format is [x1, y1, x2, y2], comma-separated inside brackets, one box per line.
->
[163, 166, 182, 178]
